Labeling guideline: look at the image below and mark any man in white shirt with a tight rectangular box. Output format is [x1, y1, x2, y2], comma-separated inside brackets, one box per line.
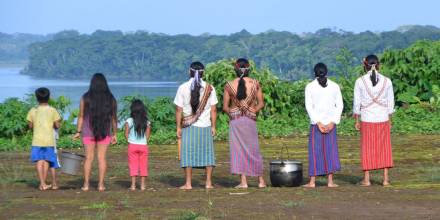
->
[353, 55, 394, 187]
[174, 61, 218, 190]
[303, 63, 343, 188]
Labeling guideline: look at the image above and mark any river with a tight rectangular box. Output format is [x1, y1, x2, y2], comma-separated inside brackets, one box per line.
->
[0, 67, 179, 108]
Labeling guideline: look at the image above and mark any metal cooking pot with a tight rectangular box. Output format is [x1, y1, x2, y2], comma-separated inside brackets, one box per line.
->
[270, 146, 303, 187]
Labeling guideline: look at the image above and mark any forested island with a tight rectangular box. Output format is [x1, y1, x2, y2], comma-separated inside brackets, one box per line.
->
[10, 25, 440, 80]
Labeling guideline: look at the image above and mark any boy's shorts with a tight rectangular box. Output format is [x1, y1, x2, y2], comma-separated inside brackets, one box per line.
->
[30, 146, 60, 168]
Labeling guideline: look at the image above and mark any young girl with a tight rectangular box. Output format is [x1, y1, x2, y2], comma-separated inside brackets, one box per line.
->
[125, 99, 151, 191]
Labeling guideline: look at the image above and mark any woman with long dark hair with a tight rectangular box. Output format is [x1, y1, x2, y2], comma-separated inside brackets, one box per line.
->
[353, 55, 395, 186]
[73, 73, 117, 192]
[223, 58, 266, 188]
[174, 61, 218, 190]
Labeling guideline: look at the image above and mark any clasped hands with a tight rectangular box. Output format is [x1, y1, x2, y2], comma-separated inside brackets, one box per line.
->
[317, 122, 335, 133]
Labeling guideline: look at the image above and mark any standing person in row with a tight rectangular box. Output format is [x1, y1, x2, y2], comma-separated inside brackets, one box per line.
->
[174, 61, 218, 190]
[125, 99, 151, 191]
[303, 63, 343, 188]
[27, 87, 62, 190]
[73, 73, 118, 192]
[223, 58, 266, 188]
[353, 55, 395, 186]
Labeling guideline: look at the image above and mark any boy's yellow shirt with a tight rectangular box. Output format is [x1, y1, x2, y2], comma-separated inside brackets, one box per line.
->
[26, 105, 61, 147]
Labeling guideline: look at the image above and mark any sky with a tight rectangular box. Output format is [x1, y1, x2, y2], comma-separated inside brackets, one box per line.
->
[1, 0, 440, 35]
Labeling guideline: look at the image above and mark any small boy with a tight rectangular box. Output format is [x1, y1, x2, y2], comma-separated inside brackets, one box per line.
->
[27, 87, 61, 191]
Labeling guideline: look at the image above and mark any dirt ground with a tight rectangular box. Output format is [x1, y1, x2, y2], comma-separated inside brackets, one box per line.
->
[0, 135, 439, 220]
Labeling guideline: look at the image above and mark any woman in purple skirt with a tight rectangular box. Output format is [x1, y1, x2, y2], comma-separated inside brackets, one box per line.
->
[303, 63, 343, 188]
[223, 58, 266, 188]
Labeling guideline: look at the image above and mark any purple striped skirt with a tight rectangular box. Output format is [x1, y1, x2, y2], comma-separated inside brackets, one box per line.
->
[308, 125, 341, 176]
[229, 116, 263, 177]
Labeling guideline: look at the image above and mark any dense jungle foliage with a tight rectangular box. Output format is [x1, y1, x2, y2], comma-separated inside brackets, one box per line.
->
[0, 40, 439, 151]
[21, 25, 440, 80]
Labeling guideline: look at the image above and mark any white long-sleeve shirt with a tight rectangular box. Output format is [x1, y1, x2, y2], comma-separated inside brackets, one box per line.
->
[353, 71, 395, 123]
[305, 79, 344, 125]
[174, 78, 218, 127]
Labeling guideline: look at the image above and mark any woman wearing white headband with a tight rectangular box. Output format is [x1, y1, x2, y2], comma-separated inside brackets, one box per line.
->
[174, 61, 218, 190]
[353, 55, 395, 187]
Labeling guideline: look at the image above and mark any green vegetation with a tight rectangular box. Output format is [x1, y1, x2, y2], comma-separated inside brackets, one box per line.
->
[0, 32, 51, 63]
[1, 40, 439, 151]
[22, 25, 440, 80]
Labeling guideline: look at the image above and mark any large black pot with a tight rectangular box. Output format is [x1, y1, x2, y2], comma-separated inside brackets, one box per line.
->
[270, 160, 303, 187]
[269, 145, 303, 187]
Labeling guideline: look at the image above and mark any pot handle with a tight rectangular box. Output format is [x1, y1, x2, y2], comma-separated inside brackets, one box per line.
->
[279, 143, 292, 162]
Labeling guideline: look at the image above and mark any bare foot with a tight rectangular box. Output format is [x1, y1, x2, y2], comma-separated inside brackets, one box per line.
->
[258, 183, 267, 188]
[234, 184, 248, 189]
[179, 185, 192, 190]
[205, 185, 214, 189]
[39, 184, 52, 191]
[327, 183, 339, 188]
[302, 183, 315, 188]
[129, 186, 136, 191]
[81, 186, 89, 191]
[383, 181, 391, 187]
[359, 181, 371, 187]
[140, 185, 146, 191]
[98, 185, 106, 192]
[51, 184, 59, 190]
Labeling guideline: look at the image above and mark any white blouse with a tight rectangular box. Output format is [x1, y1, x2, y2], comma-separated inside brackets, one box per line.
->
[353, 72, 395, 123]
[174, 78, 218, 127]
[305, 79, 344, 125]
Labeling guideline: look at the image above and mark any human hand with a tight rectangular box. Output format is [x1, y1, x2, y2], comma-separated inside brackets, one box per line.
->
[317, 122, 327, 133]
[325, 123, 335, 133]
[111, 135, 117, 145]
[176, 127, 182, 138]
[355, 121, 361, 131]
[211, 127, 216, 137]
[72, 132, 81, 140]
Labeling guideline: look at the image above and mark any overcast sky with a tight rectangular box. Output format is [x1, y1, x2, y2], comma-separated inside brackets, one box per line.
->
[1, 0, 439, 35]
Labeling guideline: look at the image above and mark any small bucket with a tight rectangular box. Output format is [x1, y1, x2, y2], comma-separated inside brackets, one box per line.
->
[60, 151, 85, 175]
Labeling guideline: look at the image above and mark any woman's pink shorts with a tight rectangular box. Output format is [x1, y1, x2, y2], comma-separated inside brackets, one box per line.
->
[82, 136, 111, 145]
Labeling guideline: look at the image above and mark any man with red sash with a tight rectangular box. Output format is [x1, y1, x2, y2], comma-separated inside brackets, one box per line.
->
[353, 55, 395, 186]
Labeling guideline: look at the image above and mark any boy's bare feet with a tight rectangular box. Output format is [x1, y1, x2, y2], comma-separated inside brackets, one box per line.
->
[179, 184, 192, 190]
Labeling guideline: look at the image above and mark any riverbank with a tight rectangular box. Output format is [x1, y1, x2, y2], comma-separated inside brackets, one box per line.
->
[0, 135, 438, 219]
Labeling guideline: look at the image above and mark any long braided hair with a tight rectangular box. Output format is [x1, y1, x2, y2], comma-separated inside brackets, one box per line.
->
[189, 61, 205, 114]
[234, 58, 251, 100]
[363, 54, 380, 87]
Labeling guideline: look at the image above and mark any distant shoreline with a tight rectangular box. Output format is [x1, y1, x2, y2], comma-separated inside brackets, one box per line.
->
[0, 61, 27, 68]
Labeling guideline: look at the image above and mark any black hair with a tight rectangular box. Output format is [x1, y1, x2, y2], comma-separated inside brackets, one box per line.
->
[83, 73, 117, 141]
[35, 87, 50, 103]
[314, 63, 328, 88]
[364, 54, 380, 87]
[189, 61, 205, 114]
[130, 99, 148, 138]
[234, 58, 250, 100]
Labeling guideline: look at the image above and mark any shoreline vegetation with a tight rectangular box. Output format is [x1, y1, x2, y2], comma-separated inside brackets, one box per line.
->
[11, 25, 440, 81]
[0, 39, 439, 151]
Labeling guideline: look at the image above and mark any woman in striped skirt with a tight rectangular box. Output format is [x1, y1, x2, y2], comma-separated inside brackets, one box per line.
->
[353, 55, 395, 186]
[303, 63, 343, 188]
[174, 61, 218, 190]
[223, 58, 266, 188]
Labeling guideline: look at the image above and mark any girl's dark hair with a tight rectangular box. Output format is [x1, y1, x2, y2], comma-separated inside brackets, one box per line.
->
[35, 87, 50, 103]
[130, 99, 148, 138]
[234, 58, 250, 100]
[83, 73, 117, 141]
[189, 61, 205, 114]
[314, 63, 328, 88]
[364, 54, 380, 87]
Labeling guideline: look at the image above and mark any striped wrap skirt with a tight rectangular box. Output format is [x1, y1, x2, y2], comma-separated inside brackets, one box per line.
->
[308, 125, 341, 176]
[180, 126, 215, 168]
[229, 117, 264, 177]
[360, 121, 393, 171]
